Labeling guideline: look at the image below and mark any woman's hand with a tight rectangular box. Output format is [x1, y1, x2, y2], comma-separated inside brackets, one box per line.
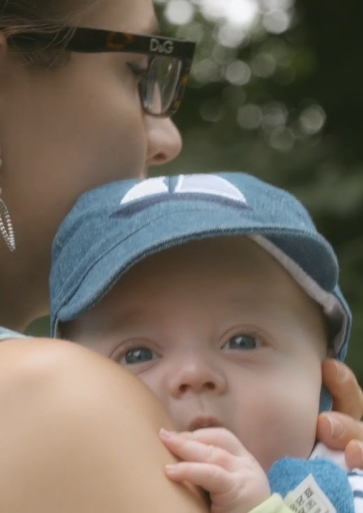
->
[318, 359, 363, 469]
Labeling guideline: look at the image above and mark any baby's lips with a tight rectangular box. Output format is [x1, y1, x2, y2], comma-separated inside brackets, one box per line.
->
[188, 416, 223, 431]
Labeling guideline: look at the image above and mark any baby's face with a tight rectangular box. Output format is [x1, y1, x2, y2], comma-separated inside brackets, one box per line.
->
[69, 236, 327, 471]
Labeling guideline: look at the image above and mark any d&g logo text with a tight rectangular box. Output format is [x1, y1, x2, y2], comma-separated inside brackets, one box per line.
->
[150, 38, 174, 55]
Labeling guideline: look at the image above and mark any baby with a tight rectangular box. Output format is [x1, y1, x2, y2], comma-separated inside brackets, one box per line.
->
[49, 173, 361, 513]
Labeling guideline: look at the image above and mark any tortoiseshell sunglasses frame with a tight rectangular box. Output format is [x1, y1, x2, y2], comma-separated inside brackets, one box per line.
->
[7, 27, 196, 117]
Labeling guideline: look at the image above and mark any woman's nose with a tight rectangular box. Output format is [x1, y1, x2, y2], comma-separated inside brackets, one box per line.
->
[168, 354, 227, 398]
[146, 116, 182, 167]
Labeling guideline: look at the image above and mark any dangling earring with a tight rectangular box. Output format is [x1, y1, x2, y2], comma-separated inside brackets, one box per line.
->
[0, 156, 15, 252]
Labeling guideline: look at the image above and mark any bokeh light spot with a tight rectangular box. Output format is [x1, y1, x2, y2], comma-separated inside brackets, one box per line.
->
[225, 60, 252, 85]
[237, 104, 263, 129]
[299, 105, 326, 135]
[165, 0, 195, 24]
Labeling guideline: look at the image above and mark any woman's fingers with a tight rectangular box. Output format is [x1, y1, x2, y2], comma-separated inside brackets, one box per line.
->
[322, 360, 363, 419]
[344, 440, 363, 469]
[319, 359, 363, 469]
[317, 411, 363, 458]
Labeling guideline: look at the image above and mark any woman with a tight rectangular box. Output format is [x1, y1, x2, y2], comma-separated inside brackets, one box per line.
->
[0, 0, 361, 511]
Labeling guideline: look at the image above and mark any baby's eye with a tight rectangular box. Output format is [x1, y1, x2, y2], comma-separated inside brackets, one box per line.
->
[121, 347, 158, 365]
[223, 334, 262, 351]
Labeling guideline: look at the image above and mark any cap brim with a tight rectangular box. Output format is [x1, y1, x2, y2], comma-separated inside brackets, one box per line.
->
[55, 205, 336, 328]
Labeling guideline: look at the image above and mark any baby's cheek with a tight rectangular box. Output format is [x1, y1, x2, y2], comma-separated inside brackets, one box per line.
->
[276, 390, 320, 460]
[250, 384, 320, 470]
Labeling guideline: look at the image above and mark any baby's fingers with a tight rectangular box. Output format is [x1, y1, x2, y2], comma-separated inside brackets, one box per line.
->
[176, 427, 245, 456]
[166, 461, 235, 496]
[160, 427, 247, 458]
[160, 430, 237, 470]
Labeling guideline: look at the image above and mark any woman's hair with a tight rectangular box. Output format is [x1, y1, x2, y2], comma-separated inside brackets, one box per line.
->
[0, 0, 100, 66]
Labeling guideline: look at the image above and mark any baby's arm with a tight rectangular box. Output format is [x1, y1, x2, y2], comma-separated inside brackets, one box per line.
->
[159, 427, 271, 513]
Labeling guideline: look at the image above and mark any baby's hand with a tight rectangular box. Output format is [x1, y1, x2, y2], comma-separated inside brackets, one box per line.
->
[159, 427, 271, 513]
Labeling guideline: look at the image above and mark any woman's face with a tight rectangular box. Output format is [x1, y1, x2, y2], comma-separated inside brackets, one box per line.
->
[0, 0, 183, 322]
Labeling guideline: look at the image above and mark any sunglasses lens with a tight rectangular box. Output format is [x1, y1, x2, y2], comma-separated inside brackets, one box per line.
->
[141, 56, 182, 116]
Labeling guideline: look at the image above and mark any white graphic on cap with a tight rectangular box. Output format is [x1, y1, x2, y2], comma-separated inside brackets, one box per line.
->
[174, 175, 246, 202]
[121, 176, 168, 205]
[120, 174, 247, 205]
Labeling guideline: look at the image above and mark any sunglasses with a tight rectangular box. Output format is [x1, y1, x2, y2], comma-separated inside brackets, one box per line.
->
[7, 27, 196, 117]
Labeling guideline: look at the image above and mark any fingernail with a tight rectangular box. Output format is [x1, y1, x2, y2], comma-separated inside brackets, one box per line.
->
[159, 428, 175, 438]
[336, 362, 349, 382]
[165, 464, 177, 472]
[357, 443, 363, 465]
[328, 416, 345, 439]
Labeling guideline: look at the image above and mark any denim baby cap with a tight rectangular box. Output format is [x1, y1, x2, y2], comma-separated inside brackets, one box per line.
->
[50, 172, 351, 411]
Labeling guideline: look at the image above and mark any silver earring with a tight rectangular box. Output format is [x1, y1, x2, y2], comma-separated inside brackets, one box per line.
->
[0, 156, 16, 252]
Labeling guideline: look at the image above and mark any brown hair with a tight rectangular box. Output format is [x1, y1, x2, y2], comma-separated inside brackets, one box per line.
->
[0, 0, 100, 66]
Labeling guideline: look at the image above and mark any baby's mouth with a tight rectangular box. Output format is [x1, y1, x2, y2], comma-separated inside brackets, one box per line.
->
[188, 416, 223, 431]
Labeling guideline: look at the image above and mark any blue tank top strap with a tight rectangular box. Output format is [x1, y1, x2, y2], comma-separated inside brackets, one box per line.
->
[0, 326, 26, 341]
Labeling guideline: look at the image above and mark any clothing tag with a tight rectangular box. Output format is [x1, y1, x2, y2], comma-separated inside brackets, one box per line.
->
[284, 474, 336, 513]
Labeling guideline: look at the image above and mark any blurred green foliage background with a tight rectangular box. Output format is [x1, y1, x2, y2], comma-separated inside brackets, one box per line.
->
[28, 0, 363, 383]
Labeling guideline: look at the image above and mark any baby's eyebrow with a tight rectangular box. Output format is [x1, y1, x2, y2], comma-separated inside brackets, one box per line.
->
[225, 294, 246, 303]
[224, 294, 261, 305]
[110, 306, 157, 328]
[223, 294, 279, 316]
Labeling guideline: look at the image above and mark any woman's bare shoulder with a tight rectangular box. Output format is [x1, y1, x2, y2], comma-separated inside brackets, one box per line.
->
[0, 337, 207, 513]
[0, 336, 171, 425]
